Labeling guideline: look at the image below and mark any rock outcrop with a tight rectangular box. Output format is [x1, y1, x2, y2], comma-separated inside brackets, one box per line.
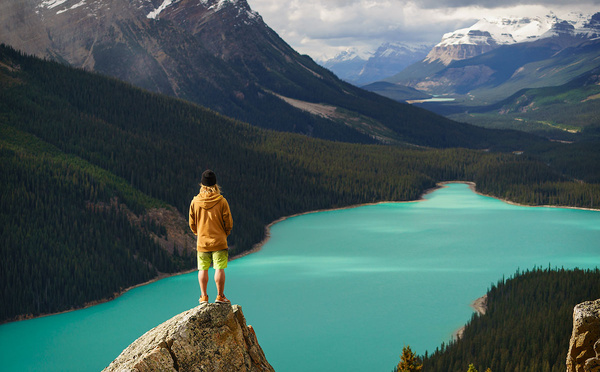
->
[567, 299, 600, 372]
[103, 304, 274, 372]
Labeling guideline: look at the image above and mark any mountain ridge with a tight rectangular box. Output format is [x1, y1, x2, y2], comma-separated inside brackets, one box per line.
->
[0, 0, 510, 149]
[382, 34, 600, 109]
[423, 11, 599, 66]
[319, 42, 433, 86]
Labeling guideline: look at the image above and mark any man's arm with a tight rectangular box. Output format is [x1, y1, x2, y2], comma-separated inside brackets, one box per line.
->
[222, 199, 233, 236]
[189, 201, 197, 235]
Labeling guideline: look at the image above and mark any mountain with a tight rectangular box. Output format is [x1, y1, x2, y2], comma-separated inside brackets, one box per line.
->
[382, 12, 600, 108]
[318, 48, 370, 84]
[422, 36, 600, 99]
[319, 42, 433, 86]
[422, 12, 596, 66]
[0, 0, 497, 148]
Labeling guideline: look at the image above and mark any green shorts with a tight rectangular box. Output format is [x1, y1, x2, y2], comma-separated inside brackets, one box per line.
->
[197, 249, 228, 270]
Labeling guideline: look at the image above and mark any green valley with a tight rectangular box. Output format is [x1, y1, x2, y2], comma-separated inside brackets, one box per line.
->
[448, 69, 600, 139]
[1, 44, 599, 323]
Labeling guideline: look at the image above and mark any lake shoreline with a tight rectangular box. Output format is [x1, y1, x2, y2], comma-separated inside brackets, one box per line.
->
[243, 180, 599, 261]
[446, 180, 600, 212]
[7, 181, 597, 325]
[453, 294, 488, 340]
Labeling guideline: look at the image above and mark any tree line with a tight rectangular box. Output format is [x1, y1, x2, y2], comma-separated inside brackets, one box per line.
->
[417, 267, 600, 372]
[1, 44, 599, 323]
[0, 139, 190, 321]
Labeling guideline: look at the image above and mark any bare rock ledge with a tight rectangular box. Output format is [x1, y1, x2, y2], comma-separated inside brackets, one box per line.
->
[567, 299, 600, 372]
[103, 304, 274, 372]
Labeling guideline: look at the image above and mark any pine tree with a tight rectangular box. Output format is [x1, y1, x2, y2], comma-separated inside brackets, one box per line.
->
[467, 364, 478, 372]
[397, 345, 422, 372]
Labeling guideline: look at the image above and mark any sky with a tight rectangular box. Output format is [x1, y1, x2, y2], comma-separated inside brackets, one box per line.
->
[245, 0, 600, 61]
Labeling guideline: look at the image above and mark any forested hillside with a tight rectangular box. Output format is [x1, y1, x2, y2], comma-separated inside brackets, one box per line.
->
[1, 45, 599, 322]
[419, 268, 600, 372]
[0, 0, 541, 149]
[0, 126, 191, 320]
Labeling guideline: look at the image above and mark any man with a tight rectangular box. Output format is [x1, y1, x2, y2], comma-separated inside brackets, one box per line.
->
[189, 170, 233, 304]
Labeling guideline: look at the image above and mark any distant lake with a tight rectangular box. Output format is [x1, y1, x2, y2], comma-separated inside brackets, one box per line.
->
[1, 183, 599, 371]
[407, 97, 456, 104]
[422, 97, 456, 102]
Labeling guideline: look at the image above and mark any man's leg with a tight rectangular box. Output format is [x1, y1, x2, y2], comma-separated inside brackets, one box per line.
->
[197, 251, 211, 301]
[198, 270, 209, 297]
[213, 249, 230, 303]
[215, 269, 225, 296]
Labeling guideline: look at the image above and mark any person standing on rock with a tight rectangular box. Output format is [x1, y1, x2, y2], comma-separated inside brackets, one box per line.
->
[189, 170, 233, 305]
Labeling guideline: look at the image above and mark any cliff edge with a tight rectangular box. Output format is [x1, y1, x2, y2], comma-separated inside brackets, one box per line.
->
[567, 299, 600, 372]
[103, 304, 274, 372]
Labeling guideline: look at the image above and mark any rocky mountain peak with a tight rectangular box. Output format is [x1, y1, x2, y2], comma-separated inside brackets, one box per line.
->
[0, 0, 295, 104]
[148, 0, 262, 26]
[425, 11, 599, 65]
[103, 303, 274, 371]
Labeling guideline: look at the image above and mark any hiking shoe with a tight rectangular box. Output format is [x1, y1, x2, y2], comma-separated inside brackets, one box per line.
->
[199, 295, 209, 304]
[215, 294, 231, 304]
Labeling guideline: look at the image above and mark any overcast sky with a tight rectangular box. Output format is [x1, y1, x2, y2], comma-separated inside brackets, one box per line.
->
[246, 0, 600, 61]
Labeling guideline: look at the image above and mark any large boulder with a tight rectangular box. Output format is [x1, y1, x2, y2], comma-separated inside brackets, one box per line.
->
[103, 304, 274, 372]
[567, 299, 600, 372]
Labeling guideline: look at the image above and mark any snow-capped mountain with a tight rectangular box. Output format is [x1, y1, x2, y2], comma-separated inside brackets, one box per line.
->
[425, 12, 600, 65]
[320, 42, 433, 85]
[378, 10, 600, 108]
[319, 48, 370, 84]
[0, 0, 350, 138]
[14, 0, 265, 74]
[2, 0, 485, 147]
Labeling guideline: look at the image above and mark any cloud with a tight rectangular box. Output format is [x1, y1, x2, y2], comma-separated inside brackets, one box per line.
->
[415, 0, 600, 9]
[246, 0, 600, 60]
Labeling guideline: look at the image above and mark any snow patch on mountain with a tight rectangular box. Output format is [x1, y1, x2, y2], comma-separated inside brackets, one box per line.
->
[147, 0, 175, 19]
[316, 48, 369, 69]
[545, 12, 600, 39]
[37, 0, 113, 16]
[40, 0, 69, 9]
[203, 0, 238, 12]
[437, 14, 553, 48]
[56, 0, 86, 14]
[376, 42, 433, 57]
[436, 12, 597, 48]
[145, 0, 257, 22]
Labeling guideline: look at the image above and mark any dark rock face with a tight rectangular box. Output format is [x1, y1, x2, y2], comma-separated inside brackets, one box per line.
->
[103, 304, 274, 372]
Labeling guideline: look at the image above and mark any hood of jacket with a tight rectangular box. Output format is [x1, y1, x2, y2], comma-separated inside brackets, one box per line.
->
[193, 193, 223, 210]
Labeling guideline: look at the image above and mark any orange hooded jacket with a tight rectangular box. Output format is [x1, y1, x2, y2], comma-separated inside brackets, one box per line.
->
[189, 192, 233, 252]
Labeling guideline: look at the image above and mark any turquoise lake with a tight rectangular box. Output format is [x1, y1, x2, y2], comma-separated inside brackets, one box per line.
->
[1, 183, 599, 371]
